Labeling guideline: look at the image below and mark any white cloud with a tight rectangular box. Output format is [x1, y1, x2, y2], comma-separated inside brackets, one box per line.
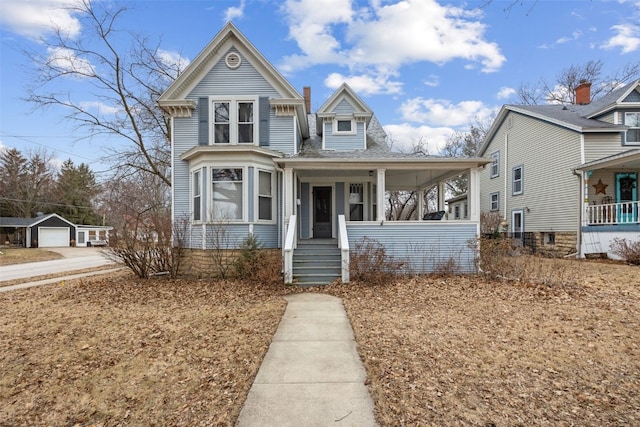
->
[157, 49, 191, 74]
[400, 97, 496, 127]
[280, 0, 505, 85]
[47, 46, 94, 76]
[497, 86, 516, 100]
[324, 72, 403, 95]
[0, 141, 7, 154]
[78, 101, 119, 115]
[555, 30, 582, 45]
[384, 123, 454, 153]
[602, 24, 640, 53]
[224, 0, 245, 22]
[0, 0, 83, 39]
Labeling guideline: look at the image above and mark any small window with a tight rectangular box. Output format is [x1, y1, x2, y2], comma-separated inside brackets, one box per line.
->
[238, 102, 254, 144]
[490, 151, 500, 178]
[193, 170, 201, 221]
[490, 192, 499, 211]
[543, 232, 555, 245]
[334, 118, 356, 134]
[512, 165, 523, 195]
[625, 112, 640, 144]
[454, 204, 461, 219]
[258, 171, 272, 220]
[463, 202, 468, 219]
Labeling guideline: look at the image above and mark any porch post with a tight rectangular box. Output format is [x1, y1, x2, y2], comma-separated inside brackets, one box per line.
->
[438, 181, 446, 212]
[469, 168, 480, 222]
[284, 168, 294, 219]
[417, 191, 424, 220]
[376, 169, 386, 222]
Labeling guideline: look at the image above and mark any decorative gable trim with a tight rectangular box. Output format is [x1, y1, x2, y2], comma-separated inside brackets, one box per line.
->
[158, 22, 309, 137]
[158, 100, 197, 117]
[315, 83, 373, 136]
[270, 98, 304, 117]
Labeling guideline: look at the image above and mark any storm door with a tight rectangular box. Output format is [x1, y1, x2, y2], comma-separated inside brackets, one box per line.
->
[313, 186, 332, 238]
[616, 172, 638, 223]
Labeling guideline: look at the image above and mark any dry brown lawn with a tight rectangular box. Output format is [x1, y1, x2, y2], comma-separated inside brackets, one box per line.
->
[0, 248, 63, 266]
[0, 257, 638, 426]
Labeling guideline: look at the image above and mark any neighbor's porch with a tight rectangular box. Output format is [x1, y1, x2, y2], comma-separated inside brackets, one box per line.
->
[275, 157, 490, 284]
[577, 150, 640, 258]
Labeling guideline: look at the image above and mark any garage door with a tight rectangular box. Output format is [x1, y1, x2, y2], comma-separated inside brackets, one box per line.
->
[39, 227, 70, 247]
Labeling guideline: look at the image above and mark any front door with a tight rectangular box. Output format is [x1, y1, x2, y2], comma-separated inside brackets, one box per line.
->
[313, 186, 332, 238]
[616, 172, 638, 223]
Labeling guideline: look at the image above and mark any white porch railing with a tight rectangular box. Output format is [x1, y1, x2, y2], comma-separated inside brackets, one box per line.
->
[586, 201, 640, 225]
[337, 214, 350, 284]
[283, 215, 297, 284]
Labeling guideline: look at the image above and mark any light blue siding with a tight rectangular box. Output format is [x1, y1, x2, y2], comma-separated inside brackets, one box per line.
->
[346, 223, 478, 273]
[324, 122, 366, 151]
[253, 224, 279, 248]
[334, 98, 355, 114]
[335, 182, 345, 215]
[270, 114, 295, 155]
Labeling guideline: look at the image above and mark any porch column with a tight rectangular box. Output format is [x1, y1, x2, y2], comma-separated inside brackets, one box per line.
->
[284, 167, 294, 219]
[469, 168, 480, 222]
[417, 191, 424, 220]
[376, 169, 386, 222]
[437, 181, 446, 212]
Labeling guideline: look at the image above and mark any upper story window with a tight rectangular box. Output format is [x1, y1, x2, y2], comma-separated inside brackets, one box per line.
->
[211, 168, 243, 220]
[333, 118, 356, 135]
[512, 165, 523, 195]
[212, 98, 256, 145]
[490, 151, 500, 178]
[624, 112, 640, 144]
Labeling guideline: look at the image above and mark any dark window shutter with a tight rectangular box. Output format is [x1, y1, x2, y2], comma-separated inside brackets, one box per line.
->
[259, 96, 270, 147]
[198, 97, 209, 146]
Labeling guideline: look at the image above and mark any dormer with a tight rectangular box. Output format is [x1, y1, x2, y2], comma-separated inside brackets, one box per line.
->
[316, 83, 373, 151]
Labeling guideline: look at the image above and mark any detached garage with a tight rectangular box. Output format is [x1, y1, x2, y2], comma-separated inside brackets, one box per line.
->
[0, 213, 76, 248]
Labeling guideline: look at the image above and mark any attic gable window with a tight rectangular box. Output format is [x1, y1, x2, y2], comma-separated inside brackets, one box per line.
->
[333, 118, 356, 135]
[625, 112, 640, 144]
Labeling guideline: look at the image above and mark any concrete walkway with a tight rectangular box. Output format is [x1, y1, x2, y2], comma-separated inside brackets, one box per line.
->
[236, 293, 377, 426]
[0, 267, 123, 293]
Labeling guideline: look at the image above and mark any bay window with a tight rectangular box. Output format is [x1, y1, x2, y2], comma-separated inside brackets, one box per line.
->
[211, 168, 243, 220]
[258, 170, 273, 220]
[193, 170, 201, 221]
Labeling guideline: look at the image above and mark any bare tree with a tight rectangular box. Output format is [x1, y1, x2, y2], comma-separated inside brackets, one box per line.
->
[24, 0, 187, 187]
[515, 60, 640, 105]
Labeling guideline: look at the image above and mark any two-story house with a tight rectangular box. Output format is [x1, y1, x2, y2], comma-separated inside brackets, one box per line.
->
[158, 23, 490, 285]
[478, 80, 640, 258]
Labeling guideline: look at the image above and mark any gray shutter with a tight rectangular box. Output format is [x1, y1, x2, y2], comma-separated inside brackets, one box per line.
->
[198, 97, 209, 146]
[259, 97, 270, 147]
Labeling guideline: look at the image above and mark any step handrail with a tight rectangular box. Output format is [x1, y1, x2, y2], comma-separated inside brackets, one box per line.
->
[338, 214, 350, 283]
[284, 215, 297, 284]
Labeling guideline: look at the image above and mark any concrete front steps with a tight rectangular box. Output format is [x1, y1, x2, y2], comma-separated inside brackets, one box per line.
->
[292, 239, 342, 287]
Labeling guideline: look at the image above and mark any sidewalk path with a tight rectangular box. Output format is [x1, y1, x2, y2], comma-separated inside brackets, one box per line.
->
[236, 293, 377, 426]
[0, 267, 123, 293]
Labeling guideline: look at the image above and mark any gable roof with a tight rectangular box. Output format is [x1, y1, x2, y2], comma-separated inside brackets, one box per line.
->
[0, 213, 75, 228]
[316, 83, 373, 119]
[158, 22, 309, 137]
[477, 83, 640, 156]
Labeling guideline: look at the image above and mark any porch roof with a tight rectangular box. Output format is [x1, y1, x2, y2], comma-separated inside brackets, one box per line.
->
[575, 149, 640, 171]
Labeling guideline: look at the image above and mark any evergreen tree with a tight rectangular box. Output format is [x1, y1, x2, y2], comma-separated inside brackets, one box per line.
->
[55, 159, 101, 224]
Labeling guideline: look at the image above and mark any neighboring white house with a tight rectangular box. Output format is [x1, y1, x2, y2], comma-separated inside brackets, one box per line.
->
[478, 80, 640, 258]
[158, 23, 490, 285]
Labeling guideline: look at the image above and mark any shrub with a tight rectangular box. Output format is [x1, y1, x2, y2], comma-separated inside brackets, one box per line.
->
[610, 237, 640, 265]
[350, 237, 404, 285]
[234, 234, 282, 285]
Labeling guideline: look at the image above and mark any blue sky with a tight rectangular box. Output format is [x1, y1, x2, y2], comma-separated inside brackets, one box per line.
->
[1, 0, 639, 178]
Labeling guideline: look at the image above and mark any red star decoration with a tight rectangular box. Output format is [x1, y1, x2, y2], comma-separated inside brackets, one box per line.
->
[593, 179, 608, 195]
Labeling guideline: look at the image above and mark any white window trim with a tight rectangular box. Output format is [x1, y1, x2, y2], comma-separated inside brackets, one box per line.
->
[210, 96, 259, 145]
[624, 112, 640, 145]
[490, 151, 500, 178]
[192, 170, 202, 223]
[512, 165, 524, 196]
[333, 117, 357, 135]
[347, 182, 366, 221]
[209, 165, 247, 222]
[256, 169, 276, 223]
[490, 191, 500, 211]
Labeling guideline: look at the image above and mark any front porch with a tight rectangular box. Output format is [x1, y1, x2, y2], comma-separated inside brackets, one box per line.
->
[277, 156, 490, 284]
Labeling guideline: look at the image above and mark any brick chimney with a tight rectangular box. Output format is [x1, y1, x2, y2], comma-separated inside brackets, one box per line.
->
[303, 86, 311, 112]
[575, 80, 591, 105]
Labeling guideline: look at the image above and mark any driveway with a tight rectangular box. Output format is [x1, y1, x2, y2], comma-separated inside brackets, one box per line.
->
[0, 247, 115, 282]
